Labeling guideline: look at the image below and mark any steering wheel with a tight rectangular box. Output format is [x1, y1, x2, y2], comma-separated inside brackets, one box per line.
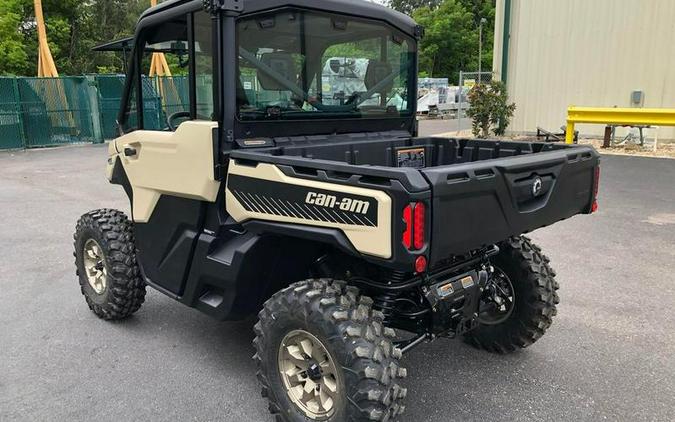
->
[166, 111, 191, 131]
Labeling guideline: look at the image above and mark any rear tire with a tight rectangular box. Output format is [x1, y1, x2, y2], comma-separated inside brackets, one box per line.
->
[254, 279, 407, 421]
[464, 236, 559, 353]
[73, 209, 146, 320]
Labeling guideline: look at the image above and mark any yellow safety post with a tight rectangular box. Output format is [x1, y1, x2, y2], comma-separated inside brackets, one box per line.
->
[566, 106, 675, 144]
[34, 0, 58, 77]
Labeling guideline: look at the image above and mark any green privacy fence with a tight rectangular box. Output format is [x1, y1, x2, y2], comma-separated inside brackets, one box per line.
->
[0, 78, 25, 149]
[0, 75, 191, 150]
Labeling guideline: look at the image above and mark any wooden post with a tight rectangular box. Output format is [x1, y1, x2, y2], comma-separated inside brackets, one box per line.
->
[603, 126, 612, 148]
[149, 0, 172, 77]
[34, 0, 59, 77]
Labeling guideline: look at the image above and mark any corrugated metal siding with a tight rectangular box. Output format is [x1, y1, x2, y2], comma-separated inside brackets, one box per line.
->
[493, 0, 675, 139]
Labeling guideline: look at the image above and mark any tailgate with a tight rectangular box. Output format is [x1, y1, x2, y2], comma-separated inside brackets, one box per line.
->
[421, 146, 599, 266]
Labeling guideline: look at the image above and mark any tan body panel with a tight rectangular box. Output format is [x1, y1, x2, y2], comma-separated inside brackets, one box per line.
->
[225, 160, 393, 259]
[107, 121, 220, 222]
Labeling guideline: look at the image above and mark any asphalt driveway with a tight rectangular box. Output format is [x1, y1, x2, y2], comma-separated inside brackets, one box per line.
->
[0, 139, 673, 421]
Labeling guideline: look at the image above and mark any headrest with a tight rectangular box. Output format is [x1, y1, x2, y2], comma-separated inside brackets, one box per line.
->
[364, 60, 393, 93]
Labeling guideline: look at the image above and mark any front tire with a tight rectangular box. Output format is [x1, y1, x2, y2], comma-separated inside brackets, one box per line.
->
[254, 279, 407, 421]
[73, 209, 146, 320]
[464, 236, 559, 353]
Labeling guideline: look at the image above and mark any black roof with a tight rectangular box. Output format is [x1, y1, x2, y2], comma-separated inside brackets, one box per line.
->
[140, 0, 417, 36]
[92, 37, 134, 52]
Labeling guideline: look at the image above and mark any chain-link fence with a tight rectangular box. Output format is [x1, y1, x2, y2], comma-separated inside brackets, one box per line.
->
[96, 75, 191, 139]
[0, 75, 192, 150]
[0, 78, 25, 149]
[457, 71, 493, 133]
[1, 73, 497, 149]
[19, 77, 98, 148]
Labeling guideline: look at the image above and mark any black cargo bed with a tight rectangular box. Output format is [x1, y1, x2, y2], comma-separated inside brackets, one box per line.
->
[231, 136, 599, 266]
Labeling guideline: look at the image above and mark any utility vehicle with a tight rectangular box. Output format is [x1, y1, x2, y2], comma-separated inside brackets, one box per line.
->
[75, 0, 600, 420]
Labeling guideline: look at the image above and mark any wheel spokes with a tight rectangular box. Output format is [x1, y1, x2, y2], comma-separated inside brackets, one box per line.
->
[299, 338, 313, 358]
[278, 330, 339, 418]
[92, 244, 102, 258]
[285, 345, 310, 370]
[303, 378, 317, 394]
[322, 375, 337, 396]
[83, 239, 107, 294]
[319, 388, 334, 410]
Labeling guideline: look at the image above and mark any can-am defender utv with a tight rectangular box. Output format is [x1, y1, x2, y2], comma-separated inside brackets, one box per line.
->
[75, 0, 600, 420]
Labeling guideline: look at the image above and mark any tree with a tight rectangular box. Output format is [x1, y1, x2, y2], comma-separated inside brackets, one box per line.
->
[0, 0, 148, 76]
[77, 0, 149, 74]
[412, 0, 495, 83]
[0, 0, 28, 75]
[457, 0, 496, 28]
[413, 0, 476, 81]
[387, 0, 441, 15]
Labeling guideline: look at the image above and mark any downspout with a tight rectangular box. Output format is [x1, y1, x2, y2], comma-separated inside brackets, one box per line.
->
[500, 0, 511, 84]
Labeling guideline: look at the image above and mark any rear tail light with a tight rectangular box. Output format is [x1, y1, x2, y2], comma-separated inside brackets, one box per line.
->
[402, 205, 413, 249]
[591, 166, 600, 213]
[413, 202, 425, 249]
[402, 202, 426, 251]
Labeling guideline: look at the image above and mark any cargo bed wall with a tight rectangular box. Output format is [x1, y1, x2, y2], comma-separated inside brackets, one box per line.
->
[422, 146, 599, 266]
[267, 137, 572, 168]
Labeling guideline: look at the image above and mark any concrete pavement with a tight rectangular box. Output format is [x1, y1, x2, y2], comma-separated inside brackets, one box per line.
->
[0, 129, 673, 421]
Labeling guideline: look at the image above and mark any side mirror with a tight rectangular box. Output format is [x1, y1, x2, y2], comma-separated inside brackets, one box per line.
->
[170, 41, 189, 68]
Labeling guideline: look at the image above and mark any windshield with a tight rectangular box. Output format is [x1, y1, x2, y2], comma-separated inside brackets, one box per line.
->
[237, 10, 415, 121]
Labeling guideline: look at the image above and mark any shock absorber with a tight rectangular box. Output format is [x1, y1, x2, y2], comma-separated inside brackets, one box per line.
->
[372, 270, 409, 321]
[388, 270, 408, 284]
[373, 292, 399, 322]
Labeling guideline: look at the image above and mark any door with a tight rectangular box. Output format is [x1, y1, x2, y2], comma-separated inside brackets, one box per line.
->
[114, 10, 218, 295]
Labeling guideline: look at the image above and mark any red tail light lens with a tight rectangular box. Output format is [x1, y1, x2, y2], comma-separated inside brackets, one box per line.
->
[402, 202, 426, 251]
[413, 202, 425, 249]
[592, 166, 600, 213]
[402, 204, 412, 249]
[415, 256, 427, 273]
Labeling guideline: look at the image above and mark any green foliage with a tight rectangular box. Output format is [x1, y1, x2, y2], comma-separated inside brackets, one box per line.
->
[466, 80, 515, 138]
[395, 0, 495, 83]
[324, 40, 381, 61]
[387, 0, 441, 15]
[0, 0, 148, 76]
[0, 0, 28, 75]
[0, 0, 496, 79]
[458, 0, 497, 28]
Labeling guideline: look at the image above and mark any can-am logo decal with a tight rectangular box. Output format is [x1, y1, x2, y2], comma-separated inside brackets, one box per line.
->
[305, 192, 370, 215]
[226, 175, 378, 227]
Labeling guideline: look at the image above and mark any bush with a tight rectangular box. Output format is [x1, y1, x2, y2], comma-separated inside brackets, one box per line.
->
[466, 80, 516, 138]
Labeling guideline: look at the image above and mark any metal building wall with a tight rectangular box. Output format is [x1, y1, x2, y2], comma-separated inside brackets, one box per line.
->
[493, 0, 675, 140]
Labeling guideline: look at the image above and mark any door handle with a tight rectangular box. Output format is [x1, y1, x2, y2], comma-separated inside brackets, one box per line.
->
[124, 147, 137, 157]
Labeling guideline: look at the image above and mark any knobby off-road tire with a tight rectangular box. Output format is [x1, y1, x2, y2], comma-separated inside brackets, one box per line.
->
[464, 235, 560, 353]
[73, 209, 146, 320]
[254, 279, 407, 422]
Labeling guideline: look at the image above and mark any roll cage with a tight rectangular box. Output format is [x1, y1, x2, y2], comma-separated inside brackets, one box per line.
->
[115, 0, 422, 152]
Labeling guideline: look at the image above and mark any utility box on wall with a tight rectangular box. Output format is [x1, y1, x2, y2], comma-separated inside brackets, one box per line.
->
[631, 90, 644, 107]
